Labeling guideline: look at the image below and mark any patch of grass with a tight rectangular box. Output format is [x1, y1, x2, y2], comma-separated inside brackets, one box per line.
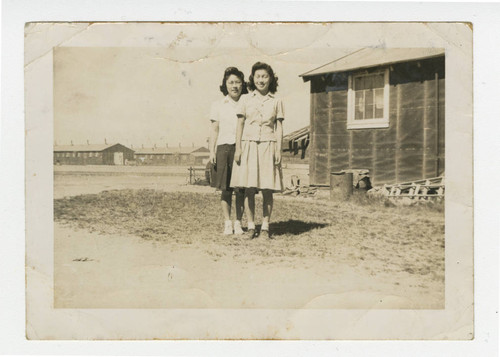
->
[54, 189, 444, 281]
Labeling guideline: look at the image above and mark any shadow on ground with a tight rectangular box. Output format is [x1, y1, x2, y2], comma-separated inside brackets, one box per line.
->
[263, 220, 329, 236]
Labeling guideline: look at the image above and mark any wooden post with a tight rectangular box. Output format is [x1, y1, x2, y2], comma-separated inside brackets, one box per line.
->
[348, 130, 353, 169]
[372, 131, 377, 185]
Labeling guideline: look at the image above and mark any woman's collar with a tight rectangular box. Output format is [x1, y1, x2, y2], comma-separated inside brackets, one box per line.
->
[252, 90, 274, 98]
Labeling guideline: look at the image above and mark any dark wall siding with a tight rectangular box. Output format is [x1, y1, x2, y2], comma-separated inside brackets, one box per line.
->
[309, 91, 317, 184]
[134, 153, 208, 166]
[310, 91, 329, 184]
[54, 154, 104, 165]
[438, 78, 445, 175]
[309, 56, 445, 186]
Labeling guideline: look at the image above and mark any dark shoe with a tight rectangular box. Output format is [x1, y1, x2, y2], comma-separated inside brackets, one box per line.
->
[260, 230, 273, 239]
[246, 228, 256, 240]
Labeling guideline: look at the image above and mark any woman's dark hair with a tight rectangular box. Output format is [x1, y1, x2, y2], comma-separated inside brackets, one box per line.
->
[219, 67, 248, 96]
[247, 62, 279, 94]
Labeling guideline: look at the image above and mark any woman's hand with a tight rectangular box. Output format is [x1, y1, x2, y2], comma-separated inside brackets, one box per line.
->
[234, 147, 242, 165]
[209, 152, 216, 164]
[274, 148, 281, 165]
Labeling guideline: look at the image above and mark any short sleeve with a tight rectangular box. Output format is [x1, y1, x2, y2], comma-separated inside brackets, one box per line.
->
[209, 101, 219, 122]
[236, 95, 247, 118]
[275, 98, 285, 120]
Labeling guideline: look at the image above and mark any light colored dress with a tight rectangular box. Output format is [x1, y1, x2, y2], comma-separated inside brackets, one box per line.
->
[230, 91, 284, 192]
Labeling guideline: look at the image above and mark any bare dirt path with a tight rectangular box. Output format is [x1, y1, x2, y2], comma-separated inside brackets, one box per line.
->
[55, 223, 441, 309]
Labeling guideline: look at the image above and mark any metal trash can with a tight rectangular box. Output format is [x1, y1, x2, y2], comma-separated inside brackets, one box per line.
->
[330, 171, 353, 201]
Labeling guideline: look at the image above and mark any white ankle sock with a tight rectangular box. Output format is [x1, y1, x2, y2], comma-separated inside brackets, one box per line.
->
[247, 222, 255, 230]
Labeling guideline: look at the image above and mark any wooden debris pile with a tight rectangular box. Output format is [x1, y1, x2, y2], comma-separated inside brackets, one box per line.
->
[368, 176, 444, 199]
[282, 175, 318, 197]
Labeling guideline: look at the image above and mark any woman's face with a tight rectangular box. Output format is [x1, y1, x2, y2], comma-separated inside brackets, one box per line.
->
[226, 74, 243, 100]
[253, 69, 270, 94]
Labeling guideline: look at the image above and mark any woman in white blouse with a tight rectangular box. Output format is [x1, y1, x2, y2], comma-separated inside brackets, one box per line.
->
[209, 67, 248, 235]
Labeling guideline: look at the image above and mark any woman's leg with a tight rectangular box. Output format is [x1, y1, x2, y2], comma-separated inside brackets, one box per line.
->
[235, 189, 245, 221]
[244, 188, 256, 237]
[261, 189, 273, 232]
[221, 190, 233, 235]
[221, 189, 232, 221]
[233, 189, 245, 235]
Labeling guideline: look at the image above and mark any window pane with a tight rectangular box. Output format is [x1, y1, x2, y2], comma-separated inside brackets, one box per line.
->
[355, 91, 364, 119]
[350, 71, 388, 126]
[365, 89, 374, 119]
[372, 73, 384, 88]
[374, 88, 384, 118]
[355, 106, 364, 119]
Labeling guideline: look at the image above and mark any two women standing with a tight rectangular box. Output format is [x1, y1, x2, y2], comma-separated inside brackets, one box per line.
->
[210, 62, 284, 239]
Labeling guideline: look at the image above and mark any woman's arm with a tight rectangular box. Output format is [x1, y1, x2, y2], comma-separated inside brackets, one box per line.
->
[234, 115, 245, 165]
[209, 120, 219, 164]
[274, 119, 283, 165]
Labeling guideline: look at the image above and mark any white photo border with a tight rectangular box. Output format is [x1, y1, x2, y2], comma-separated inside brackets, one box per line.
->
[2, 0, 499, 356]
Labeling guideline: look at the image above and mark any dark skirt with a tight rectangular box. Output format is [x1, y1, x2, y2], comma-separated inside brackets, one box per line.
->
[211, 144, 235, 191]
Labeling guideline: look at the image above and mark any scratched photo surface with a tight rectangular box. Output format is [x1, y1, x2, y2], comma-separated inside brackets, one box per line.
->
[25, 22, 473, 340]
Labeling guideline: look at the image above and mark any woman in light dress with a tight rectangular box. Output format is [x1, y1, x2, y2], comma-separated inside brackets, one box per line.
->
[231, 62, 284, 239]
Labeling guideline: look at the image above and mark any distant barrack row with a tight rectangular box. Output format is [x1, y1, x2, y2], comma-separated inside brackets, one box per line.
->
[53, 143, 210, 166]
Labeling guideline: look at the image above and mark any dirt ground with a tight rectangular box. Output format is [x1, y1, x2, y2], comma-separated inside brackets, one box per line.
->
[53, 166, 444, 309]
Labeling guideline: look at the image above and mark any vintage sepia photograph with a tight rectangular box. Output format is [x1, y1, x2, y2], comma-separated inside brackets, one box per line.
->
[52, 43, 446, 310]
[24, 21, 474, 340]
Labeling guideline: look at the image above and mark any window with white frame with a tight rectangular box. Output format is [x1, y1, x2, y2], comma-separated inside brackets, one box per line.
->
[347, 68, 389, 129]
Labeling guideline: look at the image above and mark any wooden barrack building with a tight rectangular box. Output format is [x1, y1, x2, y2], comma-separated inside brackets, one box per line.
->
[134, 146, 209, 166]
[300, 48, 445, 186]
[54, 143, 135, 165]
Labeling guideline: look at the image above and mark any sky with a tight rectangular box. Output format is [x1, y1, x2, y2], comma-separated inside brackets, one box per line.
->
[53, 23, 355, 148]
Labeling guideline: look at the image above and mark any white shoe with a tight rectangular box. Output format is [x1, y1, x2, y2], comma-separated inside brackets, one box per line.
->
[234, 221, 244, 235]
[223, 221, 233, 235]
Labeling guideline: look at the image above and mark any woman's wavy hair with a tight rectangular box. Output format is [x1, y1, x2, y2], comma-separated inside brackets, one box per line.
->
[247, 62, 279, 94]
[219, 67, 248, 96]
